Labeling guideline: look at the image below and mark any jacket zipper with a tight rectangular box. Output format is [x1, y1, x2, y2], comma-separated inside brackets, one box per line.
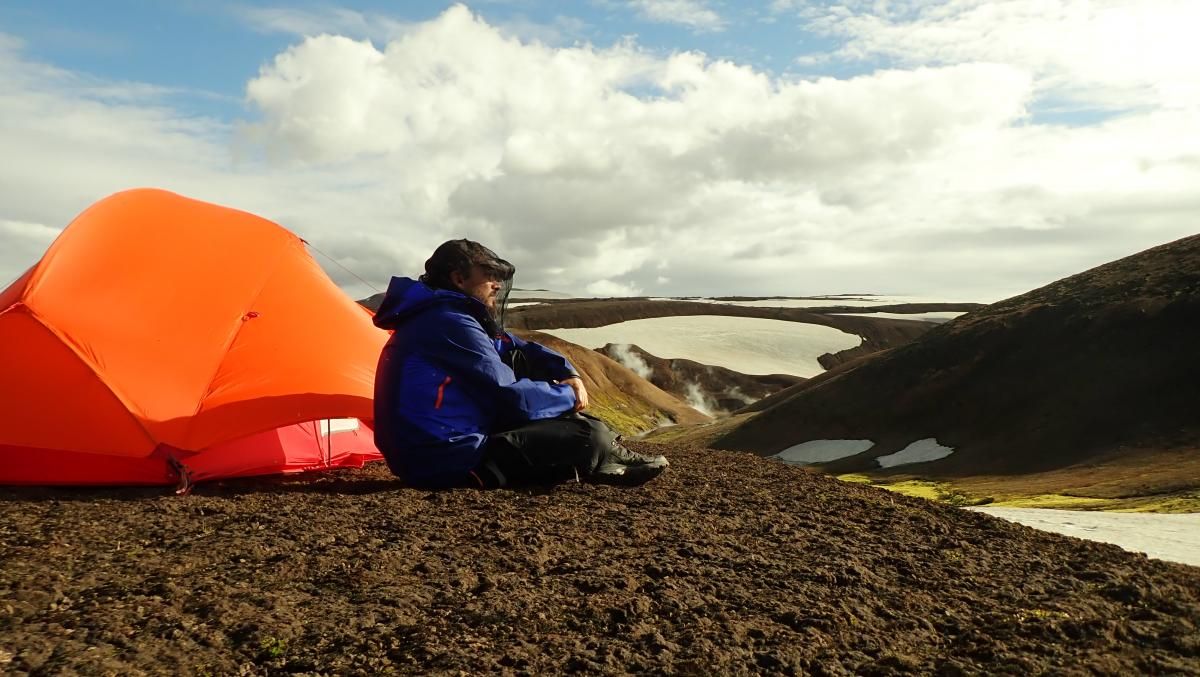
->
[434, 375, 452, 409]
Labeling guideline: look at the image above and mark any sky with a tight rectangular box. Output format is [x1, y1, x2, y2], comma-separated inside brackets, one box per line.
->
[1, 1, 1198, 302]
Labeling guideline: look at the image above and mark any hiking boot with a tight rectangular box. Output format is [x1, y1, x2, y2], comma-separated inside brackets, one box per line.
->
[589, 439, 669, 486]
[589, 460, 666, 486]
[604, 438, 669, 469]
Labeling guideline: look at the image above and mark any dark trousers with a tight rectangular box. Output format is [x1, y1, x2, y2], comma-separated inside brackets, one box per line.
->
[471, 413, 615, 488]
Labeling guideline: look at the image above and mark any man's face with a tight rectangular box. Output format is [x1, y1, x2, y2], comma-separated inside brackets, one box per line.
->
[455, 264, 504, 310]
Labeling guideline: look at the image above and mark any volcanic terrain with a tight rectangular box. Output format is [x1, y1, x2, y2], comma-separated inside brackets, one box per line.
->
[3, 444, 1199, 674]
[711, 233, 1200, 500]
[595, 343, 803, 415]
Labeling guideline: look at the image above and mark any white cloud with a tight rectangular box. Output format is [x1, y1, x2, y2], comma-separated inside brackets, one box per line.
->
[628, 0, 726, 32]
[798, 0, 1200, 110]
[769, 0, 804, 12]
[495, 14, 590, 46]
[0, 220, 59, 287]
[234, 5, 413, 43]
[2, 4, 1199, 303]
[586, 279, 644, 297]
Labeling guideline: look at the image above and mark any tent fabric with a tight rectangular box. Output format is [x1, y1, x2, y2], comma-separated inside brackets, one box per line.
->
[0, 188, 388, 486]
[0, 420, 378, 486]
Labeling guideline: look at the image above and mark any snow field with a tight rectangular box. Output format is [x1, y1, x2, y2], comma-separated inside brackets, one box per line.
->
[875, 439, 956, 468]
[541, 315, 862, 377]
[771, 438, 956, 468]
[771, 442, 1199, 567]
[970, 507, 1200, 568]
[650, 295, 979, 309]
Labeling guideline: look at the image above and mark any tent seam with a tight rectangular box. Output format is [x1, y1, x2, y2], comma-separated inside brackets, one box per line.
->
[17, 304, 160, 454]
[186, 234, 304, 430]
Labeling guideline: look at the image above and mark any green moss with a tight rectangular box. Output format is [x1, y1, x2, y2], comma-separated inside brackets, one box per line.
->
[838, 476, 992, 507]
[585, 390, 664, 437]
[1115, 493, 1200, 513]
[987, 494, 1115, 510]
[258, 636, 287, 659]
[836, 478, 1200, 513]
[1014, 608, 1072, 623]
[835, 474, 874, 484]
[981, 489, 1200, 513]
[641, 424, 692, 443]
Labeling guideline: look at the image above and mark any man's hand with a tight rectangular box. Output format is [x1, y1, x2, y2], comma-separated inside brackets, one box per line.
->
[561, 377, 589, 412]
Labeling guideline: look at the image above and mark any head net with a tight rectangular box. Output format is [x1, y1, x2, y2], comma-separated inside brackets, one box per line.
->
[421, 239, 515, 335]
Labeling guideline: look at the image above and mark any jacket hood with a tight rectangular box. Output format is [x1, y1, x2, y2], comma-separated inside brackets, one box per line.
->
[373, 276, 488, 331]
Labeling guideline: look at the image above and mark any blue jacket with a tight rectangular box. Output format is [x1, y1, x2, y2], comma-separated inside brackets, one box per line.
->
[372, 277, 579, 487]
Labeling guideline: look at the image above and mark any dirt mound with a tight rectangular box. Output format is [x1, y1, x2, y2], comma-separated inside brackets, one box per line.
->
[513, 331, 709, 434]
[596, 343, 802, 415]
[3, 444, 1198, 674]
[714, 234, 1200, 483]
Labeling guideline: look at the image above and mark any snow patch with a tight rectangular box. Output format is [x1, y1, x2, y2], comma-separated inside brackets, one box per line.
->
[542, 315, 861, 377]
[772, 439, 875, 466]
[876, 439, 955, 468]
[507, 302, 544, 308]
[970, 507, 1200, 568]
[831, 311, 966, 323]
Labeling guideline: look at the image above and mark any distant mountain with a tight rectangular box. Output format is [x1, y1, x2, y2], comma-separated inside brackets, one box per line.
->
[508, 288, 573, 300]
[359, 292, 385, 311]
[714, 233, 1200, 481]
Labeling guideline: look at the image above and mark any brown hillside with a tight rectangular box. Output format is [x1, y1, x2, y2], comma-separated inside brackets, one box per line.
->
[512, 331, 709, 434]
[3, 444, 1198, 674]
[714, 233, 1200, 480]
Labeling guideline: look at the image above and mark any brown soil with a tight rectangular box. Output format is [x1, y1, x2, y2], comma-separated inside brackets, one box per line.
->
[949, 448, 1200, 502]
[595, 343, 803, 414]
[3, 444, 1199, 675]
[714, 233, 1200, 490]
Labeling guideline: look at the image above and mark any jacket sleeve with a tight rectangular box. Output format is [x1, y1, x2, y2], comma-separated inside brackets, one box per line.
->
[432, 312, 577, 421]
[505, 332, 579, 381]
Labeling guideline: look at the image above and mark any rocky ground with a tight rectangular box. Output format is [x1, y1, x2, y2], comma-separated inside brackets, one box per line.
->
[3, 444, 1199, 675]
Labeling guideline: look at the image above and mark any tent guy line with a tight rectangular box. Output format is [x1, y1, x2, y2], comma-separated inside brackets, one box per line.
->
[303, 238, 384, 294]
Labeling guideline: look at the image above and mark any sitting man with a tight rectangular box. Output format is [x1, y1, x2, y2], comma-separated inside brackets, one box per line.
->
[372, 239, 668, 489]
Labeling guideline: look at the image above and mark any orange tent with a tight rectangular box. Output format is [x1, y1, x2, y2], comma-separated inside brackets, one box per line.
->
[0, 189, 387, 487]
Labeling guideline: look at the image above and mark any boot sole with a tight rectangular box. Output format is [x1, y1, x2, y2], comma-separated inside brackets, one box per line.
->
[590, 463, 665, 486]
